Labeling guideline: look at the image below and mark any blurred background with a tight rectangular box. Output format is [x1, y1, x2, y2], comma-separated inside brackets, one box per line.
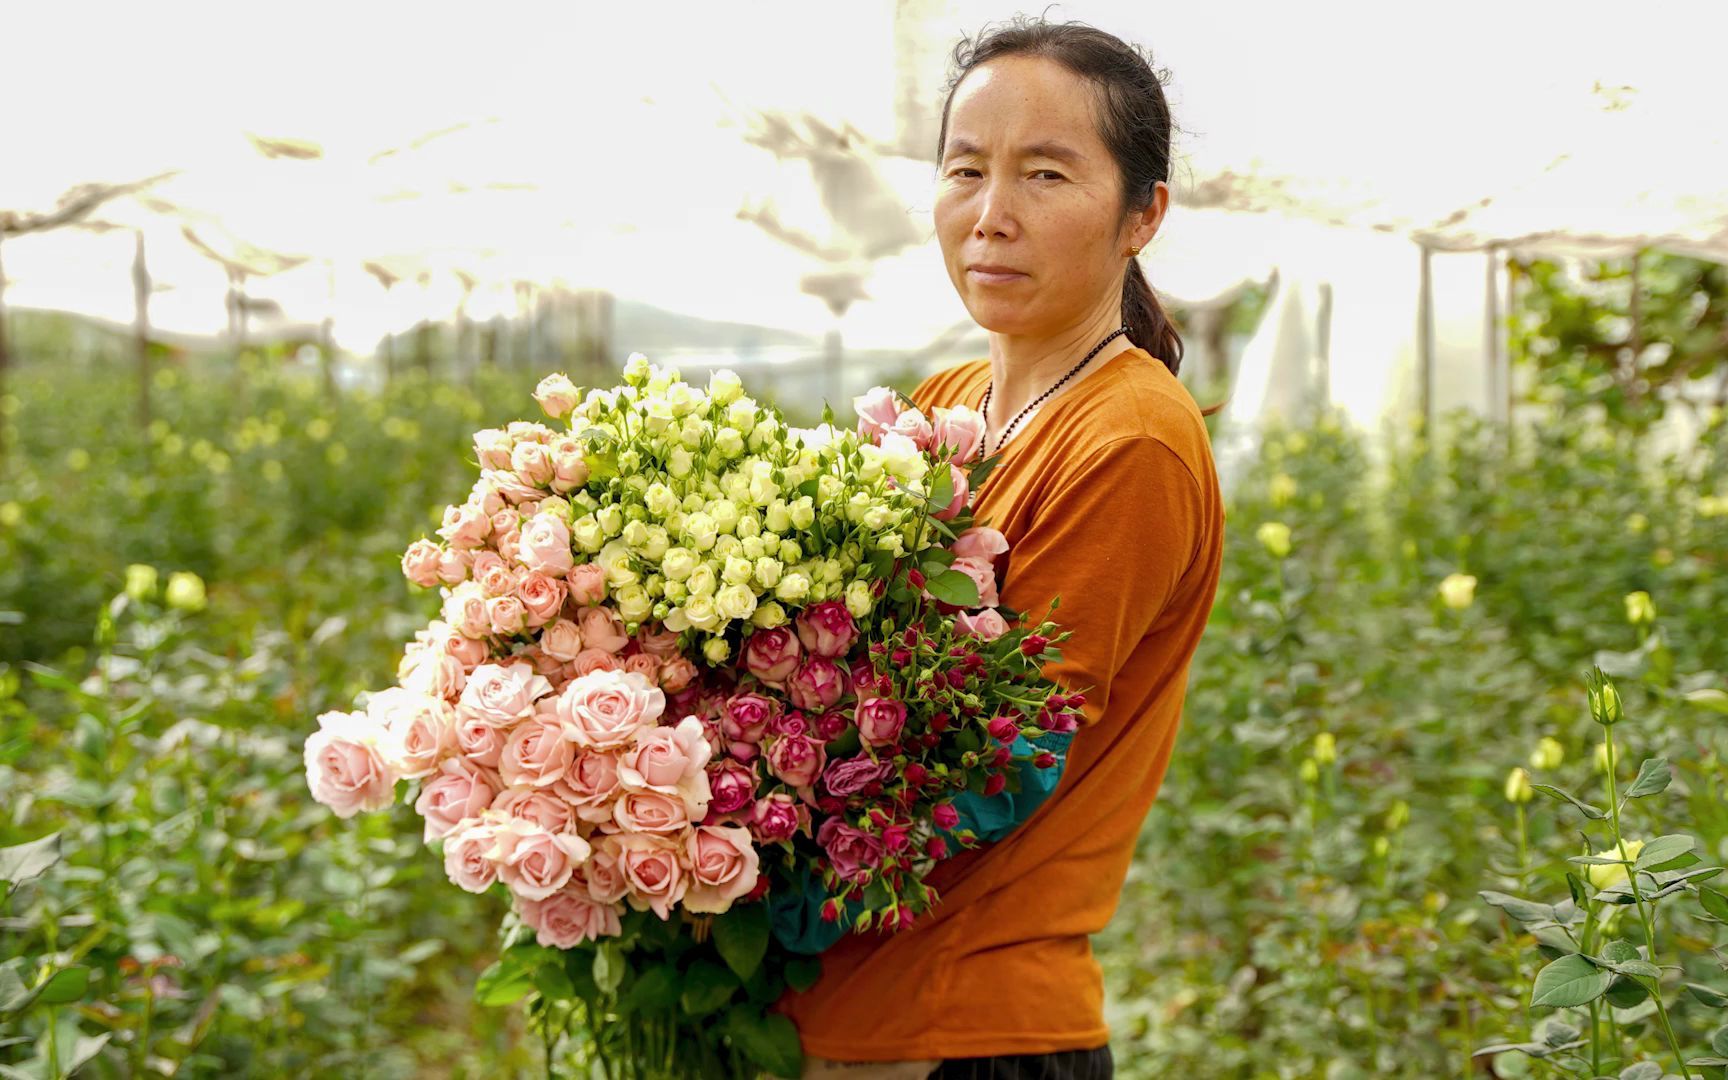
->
[3, 1, 1727, 1076]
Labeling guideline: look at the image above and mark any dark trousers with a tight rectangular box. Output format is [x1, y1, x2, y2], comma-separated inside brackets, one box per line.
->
[930, 1046, 1113, 1079]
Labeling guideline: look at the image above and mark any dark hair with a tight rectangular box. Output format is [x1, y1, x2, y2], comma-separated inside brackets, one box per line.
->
[937, 13, 1203, 397]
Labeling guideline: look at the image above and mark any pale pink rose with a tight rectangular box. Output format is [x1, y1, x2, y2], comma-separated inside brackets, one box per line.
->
[787, 657, 849, 712]
[614, 833, 688, 919]
[571, 648, 623, 678]
[469, 473, 507, 516]
[517, 573, 566, 628]
[636, 623, 682, 658]
[457, 661, 554, 727]
[442, 818, 500, 893]
[577, 606, 629, 653]
[743, 627, 802, 686]
[506, 420, 555, 443]
[438, 503, 491, 549]
[402, 649, 467, 702]
[304, 710, 398, 818]
[721, 692, 779, 745]
[658, 657, 699, 694]
[533, 372, 581, 419]
[794, 600, 859, 659]
[764, 733, 825, 789]
[471, 551, 514, 597]
[486, 595, 528, 638]
[623, 653, 662, 684]
[611, 789, 691, 834]
[510, 441, 555, 488]
[707, 758, 759, 817]
[887, 407, 935, 450]
[555, 749, 625, 824]
[949, 556, 1000, 609]
[950, 526, 1008, 563]
[442, 582, 491, 640]
[566, 563, 608, 607]
[619, 716, 714, 817]
[500, 716, 576, 788]
[415, 757, 500, 842]
[853, 696, 907, 749]
[749, 792, 807, 843]
[933, 463, 970, 522]
[492, 785, 577, 834]
[682, 824, 761, 914]
[494, 529, 521, 566]
[932, 406, 987, 465]
[455, 714, 508, 768]
[818, 817, 884, 884]
[538, 618, 584, 662]
[489, 818, 592, 902]
[438, 625, 489, 671]
[955, 608, 1010, 641]
[490, 468, 544, 507]
[518, 514, 575, 577]
[556, 668, 666, 750]
[519, 646, 564, 680]
[853, 386, 903, 441]
[474, 428, 514, 470]
[489, 507, 520, 538]
[367, 687, 456, 780]
[520, 888, 622, 947]
[435, 548, 469, 586]
[549, 437, 590, 494]
[582, 835, 631, 903]
[401, 539, 445, 588]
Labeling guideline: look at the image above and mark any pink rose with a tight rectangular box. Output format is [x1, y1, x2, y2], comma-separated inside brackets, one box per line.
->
[500, 716, 576, 788]
[455, 715, 508, 768]
[707, 758, 759, 816]
[764, 733, 826, 789]
[441, 583, 490, 640]
[823, 754, 892, 797]
[955, 608, 1009, 641]
[566, 563, 608, 607]
[949, 556, 1000, 609]
[492, 785, 577, 834]
[854, 696, 907, 749]
[614, 833, 687, 919]
[304, 710, 398, 819]
[636, 623, 682, 659]
[721, 692, 779, 746]
[518, 514, 575, 577]
[532, 372, 581, 419]
[435, 623, 489, 671]
[932, 405, 987, 465]
[742, 627, 802, 686]
[435, 548, 468, 586]
[442, 818, 500, 893]
[556, 669, 665, 750]
[623, 653, 662, 684]
[414, 756, 500, 842]
[682, 824, 761, 914]
[610, 789, 691, 834]
[549, 437, 590, 494]
[577, 606, 629, 654]
[853, 386, 903, 441]
[932, 802, 961, 830]
[618, 716, 714, 817]
[472, 550, 515, 597]
[401, 539, 445, 588]
[787, 657, 849, 712]
[658, 657, 699, 694]
[817, 817, 884, 885]
[457, 661, 554, 727]
[523, 646, 566, 679]
[438, 503, 491, 549]
[401, 648, 468, 702]
[555, 749, 624, 824]
[794, 600, 859, 659]
[491, 469, 542, 507]
[510, 441, 555, 488]
[474, 428, 514, 470]
[486, 595, 528, 638]
[767, 710, 810, 738]
[887, 407, 934, 449]
[848, 657, 883, 698]
[489, 507, 520, 539]
[490, 818, 592, 901]
[950, 526, 1008, 563]
[933, 463, 970, 522]
[538, 618, 584, 662]
[749, 793, 807, 843]
[571, 648, 622, 678]
[517, 573, 567, 628]
[582, 835, 631, 903]
[366, 687, 455, 780]
[520, 889, 621, 947]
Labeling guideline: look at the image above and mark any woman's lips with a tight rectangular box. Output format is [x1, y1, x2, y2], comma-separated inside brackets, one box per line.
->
[968, 268, 1026, 284]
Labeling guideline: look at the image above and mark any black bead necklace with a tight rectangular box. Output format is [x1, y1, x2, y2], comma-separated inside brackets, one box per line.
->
[977, 325, 1129, 459]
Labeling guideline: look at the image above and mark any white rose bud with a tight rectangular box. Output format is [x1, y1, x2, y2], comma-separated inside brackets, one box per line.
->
[862, 505, 893, 530]
[735, 511, 761, 540]
[754, 557, 783, 589]
[571, 515, 606, 553]
[667, 447, 695, 479]
[715, 583, 758, 621]
[708, 368, 743, 406]
[789, 497, 816, 530]
[687, 564, 718, 597]
[713, 534, 743, 560]
[726, 399, 758, 430]
[778, 539, 803, 563]
[596, 504, 624, 538]
[723, 555, 755, 585]
[622, 519, 651, 551]
[614, 583, 653, 623]
[844, 579, 873, 618]
[683, 594, 720, 631]
[645, 482, 678, 518]
[684, 511, 718, 552]
[598, 540, 638, 586]
[765, 500, 792, 533]
[715, 428, 746, 458]
[623, 352, 651, 383]
[642, 526, 671, 562]
[661, 546, 697, 582]
[751, 601, 788, 629]
[774, 572, 812, 603]
[703, 635, 732, 664]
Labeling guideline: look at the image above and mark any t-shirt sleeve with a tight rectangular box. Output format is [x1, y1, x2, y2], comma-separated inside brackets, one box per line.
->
[994, 435, 1205, 728]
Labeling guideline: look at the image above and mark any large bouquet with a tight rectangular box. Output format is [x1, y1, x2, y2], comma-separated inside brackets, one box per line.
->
[303, 355, 1083, 1077]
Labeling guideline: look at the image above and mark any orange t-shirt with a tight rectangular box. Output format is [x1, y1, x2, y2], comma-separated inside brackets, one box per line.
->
[776, 345, 1227, 1060]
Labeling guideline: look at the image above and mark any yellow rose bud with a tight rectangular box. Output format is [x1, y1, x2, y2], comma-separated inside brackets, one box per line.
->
[1372, 836, 1390, 858]
[1312, 732, 1337, 765]
[1298, 758, 1319, 784]
[715, 583, 758, 622]
[844, 579, 874, 619]
[1528, 736, 1564, 772]
[1623, 512, 1648, 534]
[165, 571, 207, 612]
[750, 601, 788, 629]
[1504, 766, 1534, 804]
[1582, 838, 1645, 890]
[1256, 522, 1292, 559]
[1623, 590, 1656, 627]
[1437, 573, 1477, 610]
[1589, 683, 1623, 726]
[124, 564, 159, 601]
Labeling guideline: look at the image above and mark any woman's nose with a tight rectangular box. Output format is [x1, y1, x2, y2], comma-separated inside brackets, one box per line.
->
[971, 177, 1019, 239]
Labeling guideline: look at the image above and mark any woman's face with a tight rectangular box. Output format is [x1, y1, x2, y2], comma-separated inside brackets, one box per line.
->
[934, 54, 1162, 336]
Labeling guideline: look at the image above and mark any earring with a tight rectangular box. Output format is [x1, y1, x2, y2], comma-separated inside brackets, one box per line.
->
[1126, 245, 1141, 257]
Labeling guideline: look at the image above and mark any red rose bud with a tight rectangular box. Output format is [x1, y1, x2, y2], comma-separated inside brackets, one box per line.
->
[883, 824, 910, 852]
[983, 772, 1008, 797]
[1020, 634, 1050, 656]
[897, 907, 916, 930]
[930, 712, 951, 733]
[920, 733, 941, 751]
[986, 715, 1018, 742]
[892, 648, 912, 666]
[743, 875, 773, 902]
[993, 746, 1013, 767]
[945, 669, 968, 689]
[907, 568, 926, 589]
[1033, 752, 1057, 769]
[902, 627, 921, 647]
[869, 807, 891, 827]
[903, 763, 929, 786]
[925, 836, 949, 859]
[820, 899, 841, 923]
[1067, 693, 1087, 709]
[817, 795, 846, 815]
[932, 802, 960, 829]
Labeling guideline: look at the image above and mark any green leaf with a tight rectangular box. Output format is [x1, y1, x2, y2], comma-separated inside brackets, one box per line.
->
[1531, 953, 1613, 1008]
[923, 569, 980, 607]
[967, 452, 1003, 493]
[726, 1009, 804, 1077]
[1623, 757, 1672, 799]
[1715, 1025, 1728, 1058]
[712, 902, 771, 983]
[0, 833, 62, 892]
[1688, 983, 1728, 1008]
[1683, 688, 1728, 713]
[1532, 784, 1607, 821]
[1601, 940, 1640, 964]
[679, 960, 738, 1016]
[784, 957, 822, 993]
[620, 963, 680, 1014]
[474, 956, 537, 1007]
[926, 466, 954, 515]
[33, 967, 88, 1007]
[1634, 834, 1696, 872]
[1480, 891, 1554, 925]
[593, 940, 626, 996]
[1701, 887, 1728, 922]
[1606, 977, 1650, 1008]
[1618, 1063, 1662, 1080]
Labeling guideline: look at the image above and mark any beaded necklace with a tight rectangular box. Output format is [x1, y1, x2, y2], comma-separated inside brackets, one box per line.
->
[977, 325, 1129, 459]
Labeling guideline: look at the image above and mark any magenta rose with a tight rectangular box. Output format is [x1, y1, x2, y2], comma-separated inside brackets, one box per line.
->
[749, 793, 808, 843]
[706, 758, 758, 816]
[814, 709, 850, 742]
[742, 627, 802, 686]
[787, 657, 849, 712]
[721, 692, 779, 745]
[817, 817, 885, 885]
[764, 733, 826, 789]
[414, 756, 500, 842]
[304, 710, 398, 819]
[794, 600, 859, 659]
[854, 697, 907, 749]
[848, 658, 883, 698]
[682, 824, 762, 915]
[822, 755, 893, 797]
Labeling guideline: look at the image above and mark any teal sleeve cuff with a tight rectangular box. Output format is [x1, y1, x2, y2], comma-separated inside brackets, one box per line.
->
[946, 728, 1075, 844]
[768, 862, 858, 956]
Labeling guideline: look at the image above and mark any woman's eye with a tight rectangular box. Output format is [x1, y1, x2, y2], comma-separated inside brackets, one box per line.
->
[1035, 170, 1064, 180]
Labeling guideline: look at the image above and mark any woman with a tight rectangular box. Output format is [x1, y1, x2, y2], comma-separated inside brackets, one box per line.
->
[779, 16, 1226, 1079]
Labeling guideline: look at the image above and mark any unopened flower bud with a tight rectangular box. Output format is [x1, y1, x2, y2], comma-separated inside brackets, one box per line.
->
[1503, 766, 1534, 804]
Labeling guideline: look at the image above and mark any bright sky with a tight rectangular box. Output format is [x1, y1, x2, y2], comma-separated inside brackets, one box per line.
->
[3, 0, 1723, 355]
